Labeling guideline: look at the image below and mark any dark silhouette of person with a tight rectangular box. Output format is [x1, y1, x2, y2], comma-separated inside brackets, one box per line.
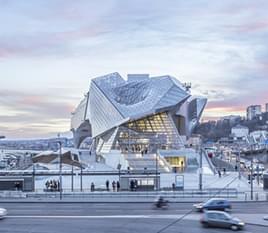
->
[134, 180, 138, 191]
[116, 181, 120, 192]
[218, 170, 221, 178]
[106, 180, 109, 191]
[112, 181, 116, 192]
[172, 183, 175, 191]
[130, 180, 135, 191]
[91, 182, 95, 192]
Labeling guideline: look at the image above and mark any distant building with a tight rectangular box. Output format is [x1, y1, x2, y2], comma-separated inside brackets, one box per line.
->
[265, 103, 268, 113]
[231, 125, 249, 140]
[220, 115, 241, 124]
[247, 105, 262, 120]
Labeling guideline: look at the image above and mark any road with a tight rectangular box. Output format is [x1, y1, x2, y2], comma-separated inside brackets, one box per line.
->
[0, 202, 267, 233]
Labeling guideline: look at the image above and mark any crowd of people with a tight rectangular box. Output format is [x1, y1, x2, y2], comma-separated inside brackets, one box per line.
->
[105, 180, 120, 192]
[45, 179, 60, 192]
[217, 167, 227, 178]
[130, 179, 138, 191]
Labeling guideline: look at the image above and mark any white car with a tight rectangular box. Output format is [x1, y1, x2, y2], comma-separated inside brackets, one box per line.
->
[0, 208, 7, 219]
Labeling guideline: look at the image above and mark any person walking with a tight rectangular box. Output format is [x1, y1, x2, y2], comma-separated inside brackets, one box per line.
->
[116, 181, 120, 192]
[112, 181, 116, 192]
[106, 180, 109, 191]
[130, 180, 134, 191]
[218, 170, 221, 178]
[91, 182, 95, 192]
[172, 183, 175, 191]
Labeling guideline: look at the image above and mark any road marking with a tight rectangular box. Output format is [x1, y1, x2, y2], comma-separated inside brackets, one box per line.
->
[6, 214, 199, 220]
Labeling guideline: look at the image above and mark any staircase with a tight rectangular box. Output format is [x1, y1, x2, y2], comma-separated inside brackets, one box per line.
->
[211, 157, 235, 171]
[124, 153, 172, 173]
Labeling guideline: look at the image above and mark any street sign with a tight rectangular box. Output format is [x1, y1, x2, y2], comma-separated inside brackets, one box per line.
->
[175, 175, 184, 190]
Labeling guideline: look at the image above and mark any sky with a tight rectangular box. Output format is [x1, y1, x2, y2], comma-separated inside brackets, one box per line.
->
[0, 0, 268, 139]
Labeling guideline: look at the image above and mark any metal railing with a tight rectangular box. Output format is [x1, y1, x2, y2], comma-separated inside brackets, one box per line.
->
[0, 188, 239, 200]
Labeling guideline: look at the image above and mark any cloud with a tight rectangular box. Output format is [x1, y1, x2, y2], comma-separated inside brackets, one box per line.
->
[226, 20, 268, 34]
[0, 89, 77, 138]
[1, 0, 268, 137]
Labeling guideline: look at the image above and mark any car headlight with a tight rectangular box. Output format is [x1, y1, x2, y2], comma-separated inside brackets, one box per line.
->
[238, 222, 244, 226]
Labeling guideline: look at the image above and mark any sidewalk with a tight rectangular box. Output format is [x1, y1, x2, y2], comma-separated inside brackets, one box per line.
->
[237, 214, 268, 227]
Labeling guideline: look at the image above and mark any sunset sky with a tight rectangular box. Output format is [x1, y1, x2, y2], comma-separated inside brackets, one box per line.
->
[1, 0, 268, 139]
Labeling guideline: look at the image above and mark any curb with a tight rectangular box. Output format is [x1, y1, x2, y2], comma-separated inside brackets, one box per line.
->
[245, 222, 268, 228]
[0, 200, 267, 204]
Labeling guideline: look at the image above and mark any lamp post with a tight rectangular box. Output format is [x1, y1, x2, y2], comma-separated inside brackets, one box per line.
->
[80, 164, 83, 192]
[250, 158, 253, 200]
[71, 164, 74, 192]
[117, 163, 122, 181]
[236, 143, 241, 180]
[199, 147, 203, 191]
[57, 141, 63, 200]
[256, 163, 260, 185]
[155, 153, 158, 191]
[32, 163, 35, 192]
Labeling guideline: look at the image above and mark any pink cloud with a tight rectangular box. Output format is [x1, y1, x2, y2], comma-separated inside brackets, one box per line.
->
[19, 95, 46, 105]
[0, 25, 106, 60]
[0, 47, 16, 58]
[204, 88, 268, 119]
[226, 19, 268, 33]
[53, 26, 102, 42]
[238, 21, 268, 33]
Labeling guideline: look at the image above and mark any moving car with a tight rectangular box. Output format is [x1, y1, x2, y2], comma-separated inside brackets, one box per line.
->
[0, 208, 7, 219]
[200, 210, 244, 231]
[193, 198, 232, 212]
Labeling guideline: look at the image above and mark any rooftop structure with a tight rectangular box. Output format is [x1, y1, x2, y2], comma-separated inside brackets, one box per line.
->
[231, 124, 249, 140]
[247, 105, 262, 120]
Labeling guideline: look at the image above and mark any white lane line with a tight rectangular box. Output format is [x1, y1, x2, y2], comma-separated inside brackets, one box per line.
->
[7, 215, 151, 219]
[6, 214, 200, 220]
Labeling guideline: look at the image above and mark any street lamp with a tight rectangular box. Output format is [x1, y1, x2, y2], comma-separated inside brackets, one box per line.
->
[249, 144, 253, 200]
[238, 148, 241, 180]
[250, 158, 253, 200]
[57, 141, 63, 200]
[235, 143, 241, 180]
[155, 153, 158, 191]
[199, 147, 203, 191]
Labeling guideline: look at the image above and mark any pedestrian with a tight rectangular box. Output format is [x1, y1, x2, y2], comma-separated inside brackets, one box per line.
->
[112, 181, 116, 192]
[134, 179, 138, 191]
[57, 180, 60, 191]
[218, 170, 221, 178]
[172, 183, 175, 191]
[181, 161, 184, 171]
[116, 181, 120, 192]
[91, 182, 95, 192]
[130, 180, 135, 191]
[223, 167, 226, 175]
[45, 180, 49, 191]
[106, 180, 109, 191]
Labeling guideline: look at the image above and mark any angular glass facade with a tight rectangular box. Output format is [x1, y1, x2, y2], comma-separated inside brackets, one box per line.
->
[71, 72, 207, 153]
[113, 112, 183, 154]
